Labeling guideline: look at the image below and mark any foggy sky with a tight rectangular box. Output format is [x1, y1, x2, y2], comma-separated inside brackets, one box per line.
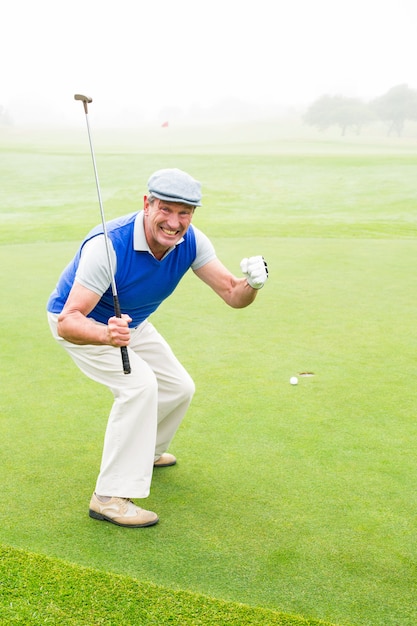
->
[1, 0, 416, 126]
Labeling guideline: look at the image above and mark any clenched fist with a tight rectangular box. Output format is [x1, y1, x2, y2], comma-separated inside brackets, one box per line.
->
[240, 256, 269, 289]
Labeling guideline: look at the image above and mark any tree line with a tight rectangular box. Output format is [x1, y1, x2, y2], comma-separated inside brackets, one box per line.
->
[1, 84, 417, 133]
[304, 84, 417, 136]
[0, 105, 12, 126]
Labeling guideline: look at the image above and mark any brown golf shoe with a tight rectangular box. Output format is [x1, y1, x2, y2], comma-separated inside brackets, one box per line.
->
[89, 494, 159, 527]
[154, 453, 177, 467]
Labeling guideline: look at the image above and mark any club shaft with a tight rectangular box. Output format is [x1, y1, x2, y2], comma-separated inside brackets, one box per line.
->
[82, 111, 131, 375]
[84, 114, 118, 295]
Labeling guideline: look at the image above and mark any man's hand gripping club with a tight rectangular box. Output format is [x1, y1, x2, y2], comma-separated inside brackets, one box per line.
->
[106, 314, 132, 347]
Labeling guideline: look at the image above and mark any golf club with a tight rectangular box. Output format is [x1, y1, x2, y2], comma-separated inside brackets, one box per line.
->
[74, 94, 131, 374]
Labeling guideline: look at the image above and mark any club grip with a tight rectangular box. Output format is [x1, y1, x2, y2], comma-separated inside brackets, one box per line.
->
[113, 295, 131, 375]
[120, 346, 131, 375]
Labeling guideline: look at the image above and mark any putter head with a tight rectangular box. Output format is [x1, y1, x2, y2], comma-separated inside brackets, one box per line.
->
[74, 94, 92, 103]
[74, 94, 93, 113]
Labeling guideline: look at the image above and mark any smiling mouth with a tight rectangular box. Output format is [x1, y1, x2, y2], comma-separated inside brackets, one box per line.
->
[161, 227, 179, 236]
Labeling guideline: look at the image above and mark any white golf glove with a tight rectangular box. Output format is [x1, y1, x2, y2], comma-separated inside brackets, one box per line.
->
[240, 256, 269, 289]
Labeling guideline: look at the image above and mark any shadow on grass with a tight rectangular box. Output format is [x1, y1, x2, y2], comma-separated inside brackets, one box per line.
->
[0, 544, 336, 626]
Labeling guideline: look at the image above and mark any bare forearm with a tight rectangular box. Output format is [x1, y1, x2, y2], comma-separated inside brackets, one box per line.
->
[222, 277, 258, 308]
[57, 311, 109, 345]
[194, 259, 262, 309]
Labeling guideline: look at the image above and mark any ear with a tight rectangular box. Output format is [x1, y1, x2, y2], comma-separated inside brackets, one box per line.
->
[143, 195, 149, 214]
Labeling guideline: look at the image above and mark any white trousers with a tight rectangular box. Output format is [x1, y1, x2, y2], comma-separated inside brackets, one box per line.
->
[47, 313, 195, 498]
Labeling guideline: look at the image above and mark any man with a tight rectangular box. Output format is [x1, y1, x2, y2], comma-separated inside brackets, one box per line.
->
[47, 168, 268, 528]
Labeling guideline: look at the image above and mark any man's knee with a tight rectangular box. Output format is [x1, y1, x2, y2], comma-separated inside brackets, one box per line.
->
[180, 372, 195, 403]
[116, 366, 158, 402]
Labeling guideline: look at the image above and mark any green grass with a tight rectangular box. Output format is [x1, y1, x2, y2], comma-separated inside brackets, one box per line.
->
[2, 149, 417, 242]
[0, 545, 333, 625]
[1, 122, 417, 625]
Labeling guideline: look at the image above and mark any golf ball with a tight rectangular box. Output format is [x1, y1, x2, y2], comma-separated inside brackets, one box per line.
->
[290, 376, 298, 385]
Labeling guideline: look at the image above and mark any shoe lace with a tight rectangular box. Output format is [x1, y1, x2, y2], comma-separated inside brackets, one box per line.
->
[113, 497, 134, 513]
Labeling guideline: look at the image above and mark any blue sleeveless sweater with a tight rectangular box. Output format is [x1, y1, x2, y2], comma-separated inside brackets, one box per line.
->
[47, 212, 197, 327]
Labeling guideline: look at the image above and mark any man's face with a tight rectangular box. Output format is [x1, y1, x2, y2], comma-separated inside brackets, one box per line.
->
[143, 197, 195, 258]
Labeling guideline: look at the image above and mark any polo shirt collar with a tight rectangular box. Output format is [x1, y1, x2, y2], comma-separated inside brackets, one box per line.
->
[134, 211, 184, 258]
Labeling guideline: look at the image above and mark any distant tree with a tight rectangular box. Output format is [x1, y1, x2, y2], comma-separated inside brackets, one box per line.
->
[304, 95, 373, 135]
[0, 105, 13, 126]
[371, 84, 417, 136]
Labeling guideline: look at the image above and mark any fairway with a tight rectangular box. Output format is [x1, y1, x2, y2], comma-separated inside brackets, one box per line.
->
[1, 122, 417, 626]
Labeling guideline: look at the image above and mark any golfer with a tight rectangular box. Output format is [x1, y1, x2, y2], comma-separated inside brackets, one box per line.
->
[47, 168, 268, 528]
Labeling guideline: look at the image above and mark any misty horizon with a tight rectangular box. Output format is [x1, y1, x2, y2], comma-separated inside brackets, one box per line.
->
[2, 0, 416, 128]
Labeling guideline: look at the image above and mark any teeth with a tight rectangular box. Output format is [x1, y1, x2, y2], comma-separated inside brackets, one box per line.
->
[162, 228, 177, 235]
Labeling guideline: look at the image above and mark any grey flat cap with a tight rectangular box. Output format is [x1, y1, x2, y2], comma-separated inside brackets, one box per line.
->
[148, 168, 202, 206]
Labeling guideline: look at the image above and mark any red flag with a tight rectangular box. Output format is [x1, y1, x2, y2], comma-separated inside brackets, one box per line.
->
[161, 121, 169, 128]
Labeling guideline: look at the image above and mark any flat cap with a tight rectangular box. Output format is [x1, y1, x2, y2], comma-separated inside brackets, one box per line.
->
[147, 168, 202, 206]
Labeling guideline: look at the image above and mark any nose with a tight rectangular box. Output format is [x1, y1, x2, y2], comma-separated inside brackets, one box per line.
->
[166, 213, 180, 230]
